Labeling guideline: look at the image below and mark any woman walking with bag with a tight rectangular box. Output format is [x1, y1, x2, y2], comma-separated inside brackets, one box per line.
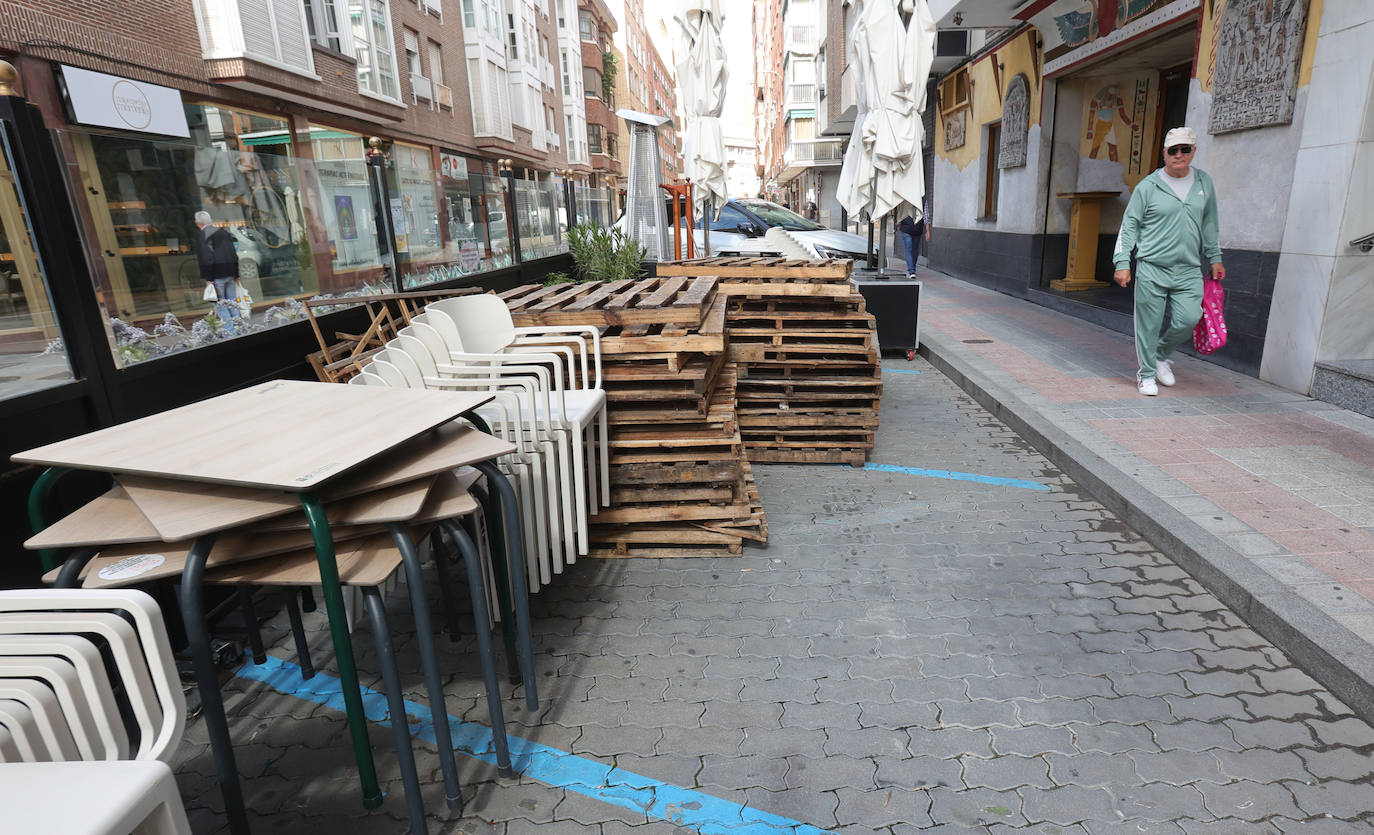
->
[1112, 127, 1225, 396]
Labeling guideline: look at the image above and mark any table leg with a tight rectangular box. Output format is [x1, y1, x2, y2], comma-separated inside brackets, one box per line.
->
[180, 533, 252, 835]
[361, 586, 429, 835]
[27, 466, 72, 574]
[282, 590, 315, 680]
[470, 483, 521, 684]
[439, 518, 513, 776]
[53, 547, 98, 588]
[427, 530, 464, 642]
[299, 492, 382, 810]
[387, 523, 464, 812]
[473, 462, 538, 712]
[236, 586, 267, 665]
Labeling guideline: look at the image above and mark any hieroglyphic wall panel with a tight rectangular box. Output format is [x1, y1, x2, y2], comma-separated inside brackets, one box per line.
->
[1209, 0, 1310, 134]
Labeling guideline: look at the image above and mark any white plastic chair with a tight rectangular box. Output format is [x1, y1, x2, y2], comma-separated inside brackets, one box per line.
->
[0, 590, 184, 763]
[0, 679, 80, 761]
[0, 699, 49, 761]
[0, 657, 104, 761]
[1, 760, 190, 835]
[383, 332, 569, 586]
[418, 300, 609, 555]
[0, 635, 128, 760]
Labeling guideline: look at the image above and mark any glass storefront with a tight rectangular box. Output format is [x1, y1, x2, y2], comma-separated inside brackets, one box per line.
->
[302, 125, 389, 292]
[390, 142, 443, 274]
[0, 128, 74, 398]
[515, 173, 568, 262]
[67, 103, 320, 365]
[424, 154, 512, 287]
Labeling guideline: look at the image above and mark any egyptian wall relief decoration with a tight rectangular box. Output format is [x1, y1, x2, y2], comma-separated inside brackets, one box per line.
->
[1209, 0, 1309, 134]
[999, 74, 1030, 169]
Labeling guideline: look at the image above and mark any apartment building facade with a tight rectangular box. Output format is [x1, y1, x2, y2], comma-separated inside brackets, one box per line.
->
[612, 0, 682, 186]
[574, 0, 620, 224]
[753, 0, 785, 200]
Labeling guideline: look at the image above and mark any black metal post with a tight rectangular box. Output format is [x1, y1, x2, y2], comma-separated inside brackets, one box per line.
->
[366, 137, 404, 291]
[502, 160, 523, 265]
[866, 217, 877, 271]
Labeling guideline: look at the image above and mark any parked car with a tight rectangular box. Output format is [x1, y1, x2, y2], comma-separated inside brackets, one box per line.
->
[697, 199, 871, 260]
[614, 197, 872, 259]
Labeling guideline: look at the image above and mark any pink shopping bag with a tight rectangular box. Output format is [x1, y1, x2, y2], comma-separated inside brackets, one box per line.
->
[1193, 277, 1227, 355]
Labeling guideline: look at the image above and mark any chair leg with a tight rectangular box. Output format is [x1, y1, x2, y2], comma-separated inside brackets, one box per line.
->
[283, 589, 314, 680]
[53, 547, 98, 589]
[598, 405, 611, 507]
[360, 586, 429, 835]
[440, 519, 513, 777]
[235, 586, 267, 665]
[388, 523, 464, 813]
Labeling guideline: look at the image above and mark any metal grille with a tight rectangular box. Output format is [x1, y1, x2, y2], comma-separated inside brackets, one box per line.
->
[624, 123, 669, 261]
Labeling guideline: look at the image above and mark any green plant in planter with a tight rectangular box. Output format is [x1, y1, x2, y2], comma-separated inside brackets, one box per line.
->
[567, 224, 646, 283]
[543, 271, 573, 286]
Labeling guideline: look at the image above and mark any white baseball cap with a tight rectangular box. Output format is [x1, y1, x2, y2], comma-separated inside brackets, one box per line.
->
[1163, 127, 1197, 149]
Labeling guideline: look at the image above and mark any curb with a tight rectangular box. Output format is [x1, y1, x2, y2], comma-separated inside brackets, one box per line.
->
[919, 331, 1374, 725]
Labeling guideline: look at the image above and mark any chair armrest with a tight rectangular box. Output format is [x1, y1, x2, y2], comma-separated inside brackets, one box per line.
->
[513, 325, 601, 388]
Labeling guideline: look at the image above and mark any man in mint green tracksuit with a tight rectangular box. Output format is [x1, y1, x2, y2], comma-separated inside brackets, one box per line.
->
[1112, 126, 1226, 396]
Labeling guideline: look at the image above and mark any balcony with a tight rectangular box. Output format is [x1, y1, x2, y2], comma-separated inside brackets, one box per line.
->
[435, 82, 453, 109]
[411, 73, 434, 104]
[785, 25, 815, 49]
[779, 138, 844, 182]
[787, 84, 817, 107]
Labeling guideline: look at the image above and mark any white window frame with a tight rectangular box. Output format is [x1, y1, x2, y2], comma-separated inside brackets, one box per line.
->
[305, 0, 350, 54]
[349, 0, 403, 101]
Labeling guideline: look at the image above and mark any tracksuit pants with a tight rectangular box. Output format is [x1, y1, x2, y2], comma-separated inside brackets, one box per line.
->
[1133, 261, 1203, 381]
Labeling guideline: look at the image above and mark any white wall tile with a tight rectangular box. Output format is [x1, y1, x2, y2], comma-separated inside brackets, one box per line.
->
[1280, 143, 1358, 256]
[1316, 254, 1374, 361]
[1261, 252, 1333, 392]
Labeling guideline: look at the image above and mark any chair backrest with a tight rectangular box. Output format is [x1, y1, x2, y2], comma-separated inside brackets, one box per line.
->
[0, 680, 80, 761]
[0, 657, 103, 761]
[0, 635, 127, 759]
[366, 355, 413, 389]
[378, 344, 428, 389]
[411, 310, 466, 355]
[0, 590, 183, 763]
[427, 294, 514, 354]
[390, 334, 440, 379]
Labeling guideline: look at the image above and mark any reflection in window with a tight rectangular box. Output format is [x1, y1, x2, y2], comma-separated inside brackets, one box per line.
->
[67, 103, 319, 366]
[0, 134, 74, 399]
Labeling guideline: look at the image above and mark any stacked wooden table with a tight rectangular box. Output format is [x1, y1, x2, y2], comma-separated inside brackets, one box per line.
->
[657, 258, 881, 467]
[500, 277, 766, 557]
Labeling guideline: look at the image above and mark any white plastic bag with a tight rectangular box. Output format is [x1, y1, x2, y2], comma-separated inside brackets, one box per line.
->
[202, 283, 217, 302]
[233, 281, 253, 318]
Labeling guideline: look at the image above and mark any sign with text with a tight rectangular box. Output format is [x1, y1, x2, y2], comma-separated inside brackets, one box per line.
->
[60, 65, 190, 138]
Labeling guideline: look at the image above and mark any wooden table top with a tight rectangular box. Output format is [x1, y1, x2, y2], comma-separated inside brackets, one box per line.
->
[12, 380, 492, 491]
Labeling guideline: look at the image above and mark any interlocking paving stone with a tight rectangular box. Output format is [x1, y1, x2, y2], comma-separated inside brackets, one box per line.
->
[170, 357, 1374, 833]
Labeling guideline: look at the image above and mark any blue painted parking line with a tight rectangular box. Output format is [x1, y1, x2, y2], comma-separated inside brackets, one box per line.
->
[882, 367, 922, 374]
[235, 654, 835, 834]
[862, 462, 1050, 491]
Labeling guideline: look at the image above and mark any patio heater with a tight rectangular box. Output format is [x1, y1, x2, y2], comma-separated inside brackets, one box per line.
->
[617, 108, 673, 262]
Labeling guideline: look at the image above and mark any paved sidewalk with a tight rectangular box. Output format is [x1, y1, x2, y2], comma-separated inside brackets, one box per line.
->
[916, 269, 1374, 723]
[174, 355, 1374, 833]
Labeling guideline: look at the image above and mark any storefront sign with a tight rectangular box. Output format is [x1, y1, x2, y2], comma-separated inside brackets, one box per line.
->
[458, 241, 481, 272]
[60, 65, 190, 138]
[440, 153, 469, 180]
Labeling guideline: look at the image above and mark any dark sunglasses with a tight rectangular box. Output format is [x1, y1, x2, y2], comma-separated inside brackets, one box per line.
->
[1166, 145, 1194, 156]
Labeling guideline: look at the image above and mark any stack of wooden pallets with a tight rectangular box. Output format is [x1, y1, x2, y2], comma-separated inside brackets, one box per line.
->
[657, 257, 880, 467]
[500, 277, 766, 558]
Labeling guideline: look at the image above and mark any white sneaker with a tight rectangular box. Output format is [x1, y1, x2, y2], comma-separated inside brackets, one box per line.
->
[1138, 377, 1158, 396]
[1155, 359, 1176, 386]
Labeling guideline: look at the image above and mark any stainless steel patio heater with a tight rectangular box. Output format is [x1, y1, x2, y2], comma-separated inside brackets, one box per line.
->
[616, 108, 673, 261]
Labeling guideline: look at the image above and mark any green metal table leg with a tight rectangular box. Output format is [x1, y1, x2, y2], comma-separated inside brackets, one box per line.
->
[299, 491, 382, 810]
[27, 466, 72, 575]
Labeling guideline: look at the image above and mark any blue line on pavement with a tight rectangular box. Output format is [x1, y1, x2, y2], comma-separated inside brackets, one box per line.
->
[862, 462, 1050, 491]
[882, 368, 922, 374]
[235, 654, 835, 834]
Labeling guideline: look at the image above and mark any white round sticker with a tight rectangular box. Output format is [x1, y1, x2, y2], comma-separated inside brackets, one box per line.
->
[97, 553, 166, 581]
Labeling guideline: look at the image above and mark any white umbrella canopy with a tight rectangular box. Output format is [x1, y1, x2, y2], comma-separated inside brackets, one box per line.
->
[837, 0, 936, 221]
[676, 0, 729, 226]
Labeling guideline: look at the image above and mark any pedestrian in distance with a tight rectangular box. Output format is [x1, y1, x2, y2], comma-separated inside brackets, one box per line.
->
[1112, 126, 1225, 396]
[194, 210, 242, 325]
[897, 195, 933, 280]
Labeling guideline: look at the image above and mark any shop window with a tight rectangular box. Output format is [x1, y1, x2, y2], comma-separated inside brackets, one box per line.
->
[438, 155, 512, 279]
[66, 103, 322, 366]
[0, 137, 75, 398]
[349, 0, 401, 100]
[304, 0, 349, 53]
[983, 121, 1001, 219]
[515, 175, 567, 261]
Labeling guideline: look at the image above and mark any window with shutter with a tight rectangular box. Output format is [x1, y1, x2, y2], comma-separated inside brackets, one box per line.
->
[469, 58, 487, 134]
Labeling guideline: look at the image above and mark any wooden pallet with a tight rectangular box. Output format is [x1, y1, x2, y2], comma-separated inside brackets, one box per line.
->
[600, 295, 728, 356]
[744, 447, 868, 466]
[501, 276, 718, 328]
[657, 257, 853, 282]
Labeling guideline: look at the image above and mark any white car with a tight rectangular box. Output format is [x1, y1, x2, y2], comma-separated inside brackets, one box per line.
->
[614, 198, 873, 259]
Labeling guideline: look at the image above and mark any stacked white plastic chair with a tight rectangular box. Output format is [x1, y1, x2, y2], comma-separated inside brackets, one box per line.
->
[0, 588, 191, 834]
[422, 295, 610, 559]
